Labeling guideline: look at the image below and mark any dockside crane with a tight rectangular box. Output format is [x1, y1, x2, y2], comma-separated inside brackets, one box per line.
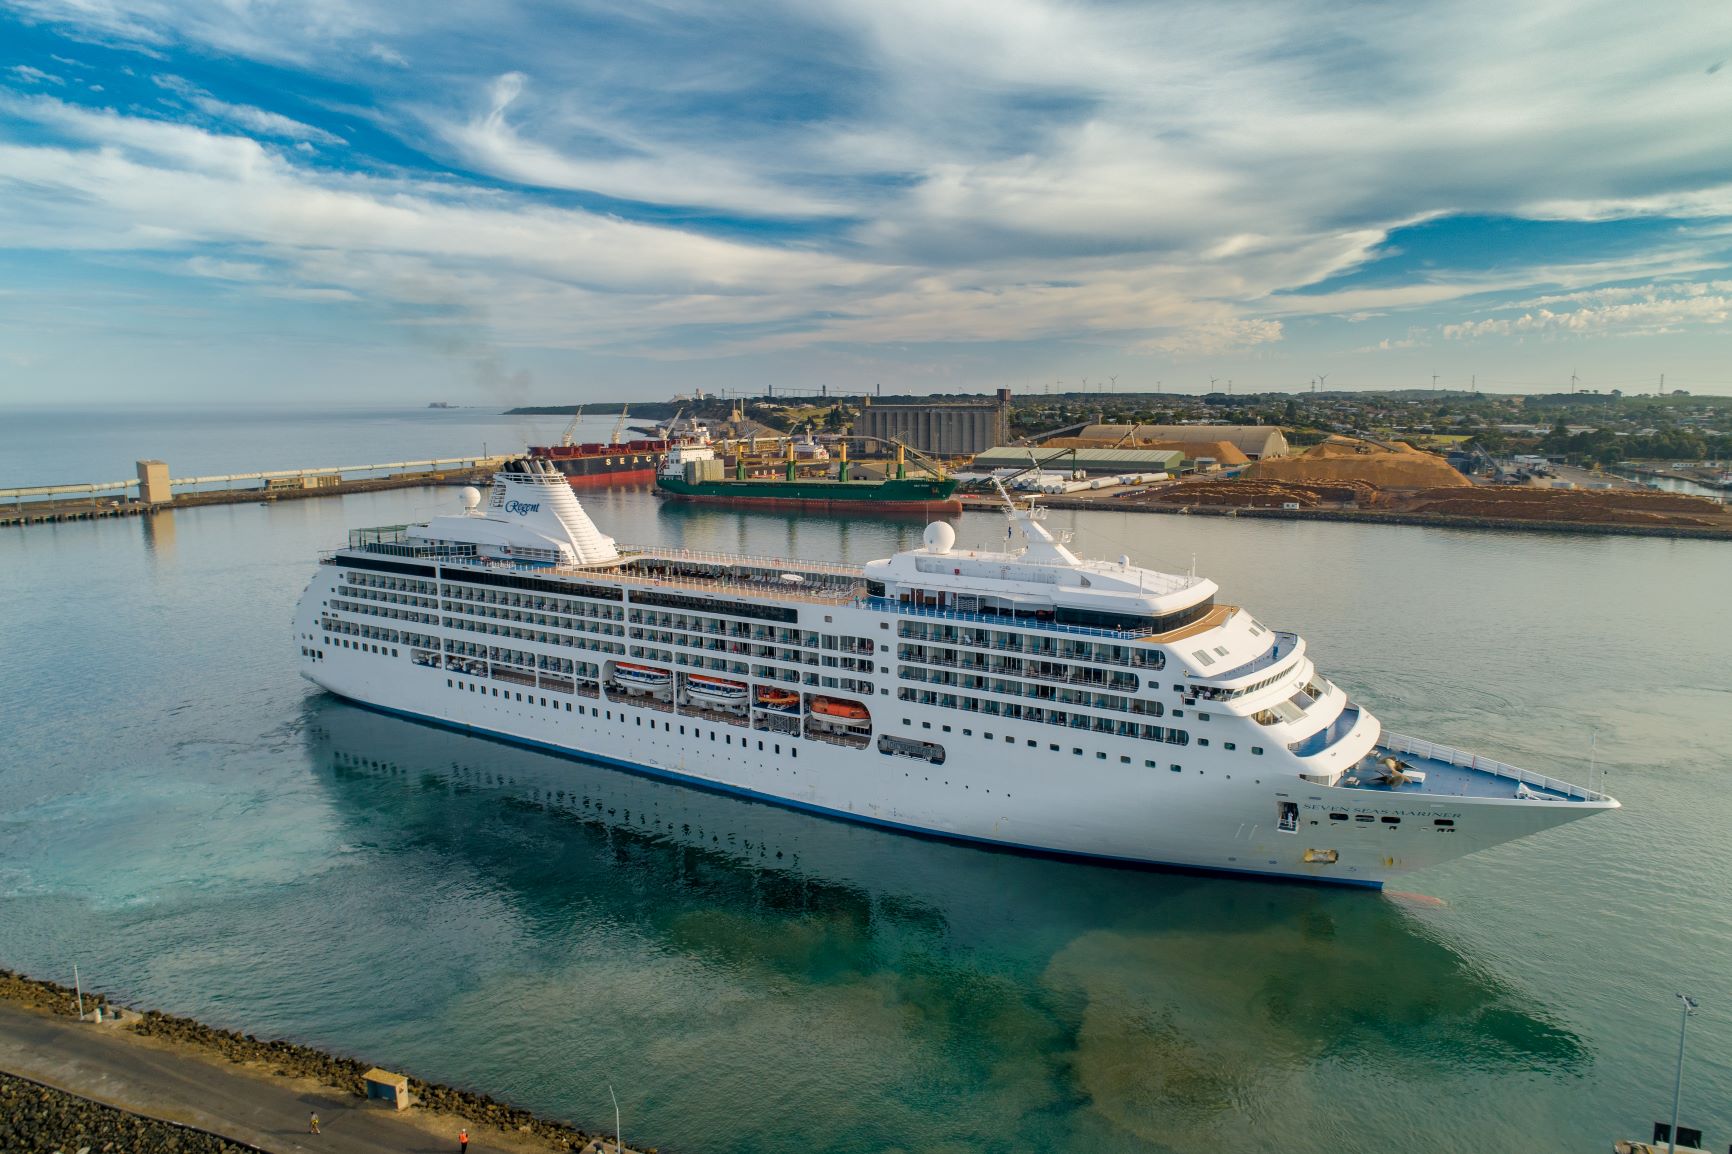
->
[559, 406, 585, 447]
[609, 404, 629, 445]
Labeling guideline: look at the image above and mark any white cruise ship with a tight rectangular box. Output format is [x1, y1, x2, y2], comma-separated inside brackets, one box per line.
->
[292, 459, 1618, 887]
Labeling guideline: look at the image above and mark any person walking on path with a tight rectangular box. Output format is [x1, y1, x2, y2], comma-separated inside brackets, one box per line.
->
[459, 1126, 469, 1152]
[309, 1111, 320, 1134]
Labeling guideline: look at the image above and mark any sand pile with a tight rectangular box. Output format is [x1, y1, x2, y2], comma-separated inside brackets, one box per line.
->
[1405, 487, 1729, 526]
[1244, 438, 1469, 490]
[1134, 477, 1381, 508]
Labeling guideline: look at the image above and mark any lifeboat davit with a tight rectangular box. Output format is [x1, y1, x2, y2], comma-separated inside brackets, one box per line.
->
[686, 674, 749, 701]
[613, 662, 673, 690]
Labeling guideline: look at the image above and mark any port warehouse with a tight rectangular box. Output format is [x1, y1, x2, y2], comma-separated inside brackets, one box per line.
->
[1076, 424, 1291, 460]
[972, 446, 1185, 476]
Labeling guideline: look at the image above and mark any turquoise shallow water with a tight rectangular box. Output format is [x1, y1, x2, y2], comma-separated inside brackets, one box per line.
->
[3, 412, 1731, 1153]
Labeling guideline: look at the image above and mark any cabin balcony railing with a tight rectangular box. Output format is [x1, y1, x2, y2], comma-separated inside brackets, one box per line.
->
[865, 597, 1158, 641]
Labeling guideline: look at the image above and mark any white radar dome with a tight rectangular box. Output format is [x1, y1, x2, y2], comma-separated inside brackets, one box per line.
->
[923, 521, 956, 554]
[460, 486, 482, 511]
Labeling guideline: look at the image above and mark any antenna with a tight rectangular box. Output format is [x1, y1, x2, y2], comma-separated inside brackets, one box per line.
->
[1589, 728, 1599, 796]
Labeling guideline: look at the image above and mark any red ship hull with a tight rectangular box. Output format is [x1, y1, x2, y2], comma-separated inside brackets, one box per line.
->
[658, 492, 963, 516]
[529, 440, 666, 489]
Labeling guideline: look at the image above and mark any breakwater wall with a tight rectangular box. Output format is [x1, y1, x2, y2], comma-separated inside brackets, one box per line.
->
[1, 1069, 263, 1154]
[1, 464, 494, 528]
[0, 969, 635, 1152]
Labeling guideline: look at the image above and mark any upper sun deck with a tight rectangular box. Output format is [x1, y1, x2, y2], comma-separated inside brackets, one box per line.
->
[329, 528, 1243, 646]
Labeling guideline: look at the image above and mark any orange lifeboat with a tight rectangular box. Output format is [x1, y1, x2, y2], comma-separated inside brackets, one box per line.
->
[756, 687, 800, 710]
[810, 697, 869, 720]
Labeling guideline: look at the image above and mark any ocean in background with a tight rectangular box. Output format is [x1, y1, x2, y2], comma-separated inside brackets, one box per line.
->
[0, 404, 587, 487]
[3, 406, 1731, 1153]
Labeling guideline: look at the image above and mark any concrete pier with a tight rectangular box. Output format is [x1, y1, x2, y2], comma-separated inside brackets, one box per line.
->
[1, 456, 502, 528]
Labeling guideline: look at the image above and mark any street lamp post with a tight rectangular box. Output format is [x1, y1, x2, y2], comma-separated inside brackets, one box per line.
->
[1668, 993, 1698, 1154]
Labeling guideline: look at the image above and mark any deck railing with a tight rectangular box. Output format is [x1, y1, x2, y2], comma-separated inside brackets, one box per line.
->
[1379, 731, 1611, 802]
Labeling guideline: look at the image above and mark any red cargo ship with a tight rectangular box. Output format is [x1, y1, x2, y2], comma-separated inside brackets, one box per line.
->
[527, 438, 668, 488]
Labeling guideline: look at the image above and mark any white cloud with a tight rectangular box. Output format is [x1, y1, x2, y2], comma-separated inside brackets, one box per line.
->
[10, 65, 66, 85]
[153, 74, 347, 145]
[430, 71, 839, 217]
[7, 0, 1732, 370]
[1443, 284, 1732, 339]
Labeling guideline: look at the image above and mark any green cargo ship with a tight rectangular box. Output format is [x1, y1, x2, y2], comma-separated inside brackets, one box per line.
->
[656, 441, 962, 516]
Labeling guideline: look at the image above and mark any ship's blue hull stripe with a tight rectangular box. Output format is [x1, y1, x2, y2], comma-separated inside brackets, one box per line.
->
[334, 693, 1383, 890]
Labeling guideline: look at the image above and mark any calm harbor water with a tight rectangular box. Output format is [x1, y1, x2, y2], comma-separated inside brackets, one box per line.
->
[3, 409, 1731, 1153]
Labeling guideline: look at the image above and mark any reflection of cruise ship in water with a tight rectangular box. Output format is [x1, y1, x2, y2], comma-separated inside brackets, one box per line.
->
[303, 696, 1591, 1116]
[293, 458, 1617, 887]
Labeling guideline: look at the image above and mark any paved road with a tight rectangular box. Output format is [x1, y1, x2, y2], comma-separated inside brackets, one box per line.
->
[0, 1002, 558, 1154]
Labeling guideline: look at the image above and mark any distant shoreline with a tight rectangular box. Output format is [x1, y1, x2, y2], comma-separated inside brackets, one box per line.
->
[1024, 494, 1732, 541]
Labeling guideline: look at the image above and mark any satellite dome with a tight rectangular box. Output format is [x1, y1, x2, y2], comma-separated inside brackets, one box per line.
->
[923, 521, 956, 554]
[460, 486, 482, 511]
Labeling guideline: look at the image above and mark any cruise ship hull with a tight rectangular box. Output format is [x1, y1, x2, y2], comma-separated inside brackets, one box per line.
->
[294, 643, 1603, 888]
[294, 459, 1614, 890]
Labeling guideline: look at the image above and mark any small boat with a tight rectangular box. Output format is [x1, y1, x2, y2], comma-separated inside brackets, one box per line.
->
[613, 663, 673, 689]
[755, 687, 800, 711]
[686, 674, 748, 701]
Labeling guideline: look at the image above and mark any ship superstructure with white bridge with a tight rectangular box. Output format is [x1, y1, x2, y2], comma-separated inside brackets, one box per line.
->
[292, 458, 1617, 886]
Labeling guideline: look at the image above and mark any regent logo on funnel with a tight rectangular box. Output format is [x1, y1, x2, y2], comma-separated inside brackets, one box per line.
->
[504, 500, 540, 515]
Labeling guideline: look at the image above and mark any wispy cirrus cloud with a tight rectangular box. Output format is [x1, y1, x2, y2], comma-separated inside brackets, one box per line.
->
[10, 63, 65, 84]
[153, 74, 346, 146]
[1443, 282, 1732, 340]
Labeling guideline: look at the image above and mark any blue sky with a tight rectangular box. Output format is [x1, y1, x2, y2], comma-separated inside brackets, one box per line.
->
[2, 0, 1731, 403]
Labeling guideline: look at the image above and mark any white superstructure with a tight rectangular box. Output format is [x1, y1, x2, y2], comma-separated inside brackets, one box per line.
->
[293, 459, 1618, 887]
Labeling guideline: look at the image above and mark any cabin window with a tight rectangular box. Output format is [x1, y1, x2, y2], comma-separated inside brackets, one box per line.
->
[1224, 742, 1236, 751]
[1434, 818, 1454, 827]
[1252, 746, 1264, 755]
[1170, 764, 1182, 772]
[1120, 755, 1131, 764]
[1381, 816, 1401, 825]
[1197, 738, 1209, 747]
